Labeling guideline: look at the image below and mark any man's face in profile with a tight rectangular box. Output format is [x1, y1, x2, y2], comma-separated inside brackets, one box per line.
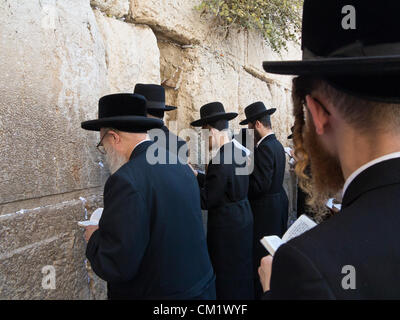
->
[100, 129, 127, 175]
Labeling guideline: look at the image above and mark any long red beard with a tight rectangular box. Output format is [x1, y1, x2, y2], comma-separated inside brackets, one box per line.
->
[303, 118, 345, 206]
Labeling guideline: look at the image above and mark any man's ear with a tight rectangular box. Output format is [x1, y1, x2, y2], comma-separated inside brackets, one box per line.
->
[305, 95, 330, 135]
[108, 130, 121, 145]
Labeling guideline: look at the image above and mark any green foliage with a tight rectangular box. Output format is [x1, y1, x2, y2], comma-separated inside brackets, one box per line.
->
[196, 0, 303, 53]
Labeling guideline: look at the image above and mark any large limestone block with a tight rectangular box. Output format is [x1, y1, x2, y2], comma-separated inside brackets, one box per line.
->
[245, 30, 301, 89]
[0, 196, 106, 299]
[159, 42, 239, 131]
[0, 233, 89, 299]
[0, 200, 86, 299]
[129, 0, 208, 44]
[0, 0, 109, 204]
[94, 10, 161, 93]
[91, 0, 130, 18]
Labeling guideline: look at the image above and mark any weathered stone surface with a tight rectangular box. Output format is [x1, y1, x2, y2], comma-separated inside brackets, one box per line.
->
[94, 10, 161, 93]
[91, 0, 129, 18]
[160, 43, 239, 130]
[0, 0, 109, 204]
[0, 232, 89, 299]
[0, 198, 105, 299]
[129, 0, 208, 44]
[245, 30, 301, 88]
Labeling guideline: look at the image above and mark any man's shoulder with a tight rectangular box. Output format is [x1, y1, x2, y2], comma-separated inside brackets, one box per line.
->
[258, 135, 284, 151]
[105, 164, 136, 188]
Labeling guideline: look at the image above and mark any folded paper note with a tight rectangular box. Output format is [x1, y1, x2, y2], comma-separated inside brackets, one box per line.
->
[78, 208, 103, 227]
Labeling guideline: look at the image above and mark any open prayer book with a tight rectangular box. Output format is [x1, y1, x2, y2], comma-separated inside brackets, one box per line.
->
[260, 214, 317, 256]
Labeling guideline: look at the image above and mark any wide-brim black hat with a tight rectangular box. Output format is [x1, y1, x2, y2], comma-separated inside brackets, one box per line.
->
[263, 0, 400, 77]
[191, 102, 238, 127]
[240, 101, 276, 125]
[134, 83, 177, 111]
[81, 93, 163, 132]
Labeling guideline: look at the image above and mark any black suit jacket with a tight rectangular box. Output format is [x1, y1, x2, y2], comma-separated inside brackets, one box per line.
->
[86, 141, 214, 299]
[197, 142, 254, 299]
[249, 134, 289, 298]
[264, 158, 400, 299]
[197, 142, 250, 210]
[249, 134, 287, 199]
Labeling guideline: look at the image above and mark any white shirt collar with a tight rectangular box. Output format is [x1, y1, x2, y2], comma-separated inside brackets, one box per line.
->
[256, 132, 274, 147]
[342, 152, 400, 197]
[132, 137, 151, 153]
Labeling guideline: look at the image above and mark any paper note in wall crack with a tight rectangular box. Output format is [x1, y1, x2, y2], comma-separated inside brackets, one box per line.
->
[78, 208, 103, 227]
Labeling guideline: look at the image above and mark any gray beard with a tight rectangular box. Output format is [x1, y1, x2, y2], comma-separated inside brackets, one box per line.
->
[105, 147, 127, 174]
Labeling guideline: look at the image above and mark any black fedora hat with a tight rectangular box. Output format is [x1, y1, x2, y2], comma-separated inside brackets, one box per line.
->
[263, 0, 400, 76]
[239, 102, 276, 125]
[190, 102, 238, 127]
[134, 84, 177, 111]
[81, 93, 163, 132]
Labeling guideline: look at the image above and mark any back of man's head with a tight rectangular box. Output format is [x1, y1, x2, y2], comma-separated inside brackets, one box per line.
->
[208, 119, 229, 132]
[293, 76, 400, 135]
[251, 115, 272, 129]
[291, 76, 400, 217]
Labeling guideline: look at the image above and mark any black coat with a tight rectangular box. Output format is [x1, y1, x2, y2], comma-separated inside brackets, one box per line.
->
[86, 141, 215, 300]
[249, 134, 288, 298]
[264, 158, 400, 299]
[197, 142, 254, 300]
[149, 125, 188, 163]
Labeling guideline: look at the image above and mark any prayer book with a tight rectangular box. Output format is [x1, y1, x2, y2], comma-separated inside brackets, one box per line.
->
[260, 214, 317, 256]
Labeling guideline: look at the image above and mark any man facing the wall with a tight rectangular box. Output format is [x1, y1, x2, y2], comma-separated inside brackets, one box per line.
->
[81, 93, 215, 300]
[239, 102, 289, 299]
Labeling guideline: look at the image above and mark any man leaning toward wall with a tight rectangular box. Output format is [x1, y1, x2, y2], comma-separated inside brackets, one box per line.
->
[81, 93, 215, 300]
[258, 0, 400, 299]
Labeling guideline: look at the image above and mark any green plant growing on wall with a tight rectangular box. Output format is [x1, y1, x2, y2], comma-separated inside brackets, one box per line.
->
[196, 0, 303, 53]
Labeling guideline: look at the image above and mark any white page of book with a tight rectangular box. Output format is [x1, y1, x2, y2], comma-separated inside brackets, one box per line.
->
[260, 236, 285, 256]
[282, 214, 317, 243]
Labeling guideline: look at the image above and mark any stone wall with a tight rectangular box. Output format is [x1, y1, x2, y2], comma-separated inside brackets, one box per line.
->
[0, 0, 300, 299]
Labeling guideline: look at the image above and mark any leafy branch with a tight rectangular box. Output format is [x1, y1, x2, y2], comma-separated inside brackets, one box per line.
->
[196, 0, 303, 53]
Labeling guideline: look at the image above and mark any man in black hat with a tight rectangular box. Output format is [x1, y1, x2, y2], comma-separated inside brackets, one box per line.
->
[259, 0, 400, 299]
[189, 102, 254, 300]
[134, 84, 188, 163]
[81, 93, 215, 299]
[240, 101, 288, 299]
